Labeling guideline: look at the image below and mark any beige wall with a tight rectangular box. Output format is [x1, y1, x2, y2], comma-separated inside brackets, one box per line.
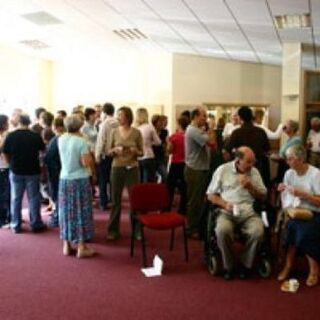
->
[0, 43, 52, 116]
[172, 54, 282, 129]
[0, 43, 283, 131]
[52, 50, 172, 119]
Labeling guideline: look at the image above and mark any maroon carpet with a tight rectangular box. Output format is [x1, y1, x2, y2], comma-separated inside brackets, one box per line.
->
[0, 202, 319, 320]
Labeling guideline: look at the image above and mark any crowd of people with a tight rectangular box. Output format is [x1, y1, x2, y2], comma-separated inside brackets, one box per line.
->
[0, 103, 319, 289]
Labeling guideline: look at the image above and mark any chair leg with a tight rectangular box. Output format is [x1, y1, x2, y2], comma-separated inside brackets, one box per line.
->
[170, 228, 175, 251]
[182, 224, 189, 262]
[130, 218, 135, 257]
[141, 225, 147, 267]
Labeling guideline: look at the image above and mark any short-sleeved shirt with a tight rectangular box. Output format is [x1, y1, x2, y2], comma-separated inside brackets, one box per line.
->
[3, 129, 45, 175]
[283, 165, 320, 213]
[169, 130, 185, 163]
[206, 161, 267, 212]
[58, 134, 90, 180]
[185, 125, 210, 170]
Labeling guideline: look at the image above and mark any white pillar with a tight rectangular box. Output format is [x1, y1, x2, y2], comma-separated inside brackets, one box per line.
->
[281, 43, 302, 123]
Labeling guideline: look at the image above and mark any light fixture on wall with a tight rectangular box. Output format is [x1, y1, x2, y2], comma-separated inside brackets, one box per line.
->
[274, 13, 311, 29]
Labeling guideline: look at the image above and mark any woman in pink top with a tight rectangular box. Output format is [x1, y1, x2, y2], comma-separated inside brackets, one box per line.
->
[167, 115, 190, 214]
[136, 108, 161, 182]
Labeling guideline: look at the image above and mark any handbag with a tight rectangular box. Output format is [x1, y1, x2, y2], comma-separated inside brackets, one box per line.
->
[286, 208, 313, 220]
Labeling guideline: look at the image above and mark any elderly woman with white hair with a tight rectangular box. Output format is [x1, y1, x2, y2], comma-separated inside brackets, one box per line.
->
[58, 115, 96, 258]
[307, 117, 320, 168]
[278, 145, 320, 287]
[271, 119, 302, 183]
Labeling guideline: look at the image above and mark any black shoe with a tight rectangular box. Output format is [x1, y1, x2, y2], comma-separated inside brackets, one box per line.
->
[239, 265, 251, 279]
[223, 270, 234, 280]
[12, 228, 23, 234]
[106, 231, 120, 240]
[187, 232, 200, 240]
[48, 215, 59, 228]
[134, 232, 142, 241]
[31, 225, 48, 233]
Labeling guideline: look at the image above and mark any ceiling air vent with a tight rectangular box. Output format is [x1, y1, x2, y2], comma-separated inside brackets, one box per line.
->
[20, 39, 50, 50]
[113, 28, 148, 40]
[21, 11, 62, 26]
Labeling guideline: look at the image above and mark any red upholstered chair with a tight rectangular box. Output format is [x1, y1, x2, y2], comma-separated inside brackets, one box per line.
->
[129, 183, 188, 267]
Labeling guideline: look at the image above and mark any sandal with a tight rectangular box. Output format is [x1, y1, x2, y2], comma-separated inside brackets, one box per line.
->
[306, 273, 318, 287]
[77, 247, 96, 259]
[277, 266, 291, 281]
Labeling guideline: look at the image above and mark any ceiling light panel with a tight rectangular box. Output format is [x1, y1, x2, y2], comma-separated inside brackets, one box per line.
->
[21, 11, 62, 26]
[274, 14, 311, 29]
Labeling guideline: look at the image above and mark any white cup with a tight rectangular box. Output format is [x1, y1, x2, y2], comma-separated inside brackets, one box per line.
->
[233, 204, 240, 217]
[116, 146, 124, 154]
[289, 278, 299, 292]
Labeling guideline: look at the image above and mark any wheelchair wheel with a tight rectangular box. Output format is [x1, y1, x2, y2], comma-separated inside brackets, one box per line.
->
[258, 258, 272, 278]
[208, 255, 219, 276]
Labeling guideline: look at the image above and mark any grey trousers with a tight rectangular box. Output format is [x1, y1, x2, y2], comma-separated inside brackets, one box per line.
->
[107, 166, 139, 234]
[184, 166, 209, 235]
[215, 212, 264, 271]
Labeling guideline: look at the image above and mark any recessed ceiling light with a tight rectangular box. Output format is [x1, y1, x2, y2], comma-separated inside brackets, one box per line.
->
[274, 13, 310, 29]
[21, 11, 62, 26]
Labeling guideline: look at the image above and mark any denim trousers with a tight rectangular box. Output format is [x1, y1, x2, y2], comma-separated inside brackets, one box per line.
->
[9, 172, 44, 230]
[138, 158, 157, 182]
[0, 169, 10, 225]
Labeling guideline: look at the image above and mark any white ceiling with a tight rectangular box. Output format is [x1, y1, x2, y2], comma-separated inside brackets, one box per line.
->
[0, 0, 319, 67]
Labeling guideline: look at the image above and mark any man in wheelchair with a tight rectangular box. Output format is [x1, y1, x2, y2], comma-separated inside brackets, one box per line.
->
[206, 146, 267, 280]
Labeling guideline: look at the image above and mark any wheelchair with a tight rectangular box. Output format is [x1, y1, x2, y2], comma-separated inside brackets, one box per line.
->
[203, 201, 276, 278]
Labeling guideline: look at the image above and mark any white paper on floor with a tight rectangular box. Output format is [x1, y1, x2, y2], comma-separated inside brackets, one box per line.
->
[141, 255, 163, 277]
